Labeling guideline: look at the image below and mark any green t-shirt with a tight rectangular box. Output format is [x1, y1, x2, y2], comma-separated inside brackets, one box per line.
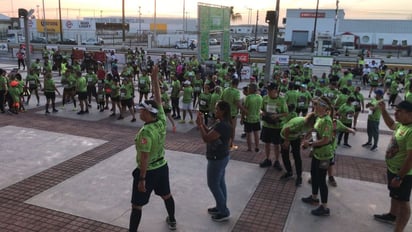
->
[405, 92, 412, 104]
[210, 92, 221, 113]
[120, 83, 133, 100]
[0, 75, 7, 91]
[193, 78, 203, 93]
[76, 76, 87, 93]
[221, 87, 240, 117]
[386, 123, 412, 175]
[389, 81, 399, 95]
[280, 116, 310, 140]
[138, 75, 151, 92]
[135, 106, 167, 170]
[334, 94, 349, 109]
[44, 78, 56, 93]
[182, 86, 193, 104]
[284, 90, 299, 107]
[261, 95, 288, 129]
[161, 92, 171, 110]
[368, 98, 382, 122]
[198, 92, 211, 112]
[85, 73, 98, 86]
[313, 115, 334, 160]
[297, 91, 312, 109]
[26, 74, 40, 88]
[171, 80, 181, 98]
[369, 72, 380, 85]
[337, 104, 355, 124]
[244, 94, 263, 123]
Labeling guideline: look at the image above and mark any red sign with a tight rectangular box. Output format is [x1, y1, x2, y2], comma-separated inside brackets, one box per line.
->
[231, 52, 250, 64]
[300, 12, 325, 18]
[93, 51, 106, 62]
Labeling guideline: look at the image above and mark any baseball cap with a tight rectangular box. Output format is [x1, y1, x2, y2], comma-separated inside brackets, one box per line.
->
[374, 89, 384, 96]
[396, 101, 412, 112]
[135, 101, 158, 114]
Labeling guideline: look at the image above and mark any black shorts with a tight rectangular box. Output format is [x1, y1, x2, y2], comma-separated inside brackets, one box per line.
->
[111, 96, 119, 102]
[131, 164, 171, 206]
[121, 98, 134, 108]
[387, 170, 412, 202]
[164, 108, 171, 114]
[260, 127, 282, 144]
[45, 92, 55, 100]
[77, 92, 87, 100]
[244, 121, 261, 133]
[87, 86, 97, 96]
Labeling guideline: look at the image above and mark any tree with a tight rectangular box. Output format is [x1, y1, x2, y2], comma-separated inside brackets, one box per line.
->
[230, 6, 242, 22]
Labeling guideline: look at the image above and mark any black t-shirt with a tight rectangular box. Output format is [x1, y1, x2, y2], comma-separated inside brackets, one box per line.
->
[206, 120, 231, 160]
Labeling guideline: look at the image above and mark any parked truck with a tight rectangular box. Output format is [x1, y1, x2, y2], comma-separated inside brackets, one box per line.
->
[338, 33, 359, 50]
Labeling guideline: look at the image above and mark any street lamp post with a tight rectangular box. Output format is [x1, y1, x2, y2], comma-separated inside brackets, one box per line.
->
[153, 0, 157, 47]
[42, 0, 48, 44]
[122, 0, 126, 42]
[311, 0, 320, 53]
[58, 0, 63, 42]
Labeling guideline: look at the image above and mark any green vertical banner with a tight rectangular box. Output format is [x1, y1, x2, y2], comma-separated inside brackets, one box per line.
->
[198, 3, 231, 62]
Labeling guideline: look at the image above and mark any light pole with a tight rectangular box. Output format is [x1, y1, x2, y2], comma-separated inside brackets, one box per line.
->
[42, 0, 48, 44]
[138, 6, 141, 41]
[311, 0, 320, 53]
[58, 0, 63, 42]
[153, 0, 157, 47]
[122, 0, 125, 42]
[183, 0, 185, 33]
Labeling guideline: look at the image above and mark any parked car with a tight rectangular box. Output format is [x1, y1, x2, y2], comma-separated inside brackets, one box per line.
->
[57, 38, 77, 45]
[81, 38, 104, 46]
[175, 40, 196, 49]
[30, 37, 48, 44]
[209, 38, 219, 45]
[231, 41, 247, 51]
[323, 47, 341, 56]
[252, 42, 287, 53]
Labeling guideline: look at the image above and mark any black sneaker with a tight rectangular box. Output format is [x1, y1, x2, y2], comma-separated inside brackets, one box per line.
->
[301, 195, 319, 205]
[328, 176, 337, 187]
[165, 216, 177, 230]
[280, 172, 293, 180]
[77, 111, 85, 115]
[211, 213, 230, 222]
[259, 159, 272, 168]
[207, 207, 219, 216]
[343, 143, 352, 148]
[117, 116, 124, 120]
[311, 205, 330, 216]
[45, 111, 50, 114]
[241, 133, 246, 139]
[52, 109, 58, 113]
[370, 146, 378, 151]
[362, 142, 372, 147]
[131, 118, 136, 122]
[295, 177, 302, 186]
[255, 148, 260, 153]
[273, 160, 283, 171]
[373, 213, 396, 225]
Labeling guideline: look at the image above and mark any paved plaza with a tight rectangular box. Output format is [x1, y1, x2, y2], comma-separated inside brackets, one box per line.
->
[0, 60, 411, 232]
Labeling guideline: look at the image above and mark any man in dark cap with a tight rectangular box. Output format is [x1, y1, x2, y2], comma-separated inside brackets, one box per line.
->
[374, 100, 412, 231]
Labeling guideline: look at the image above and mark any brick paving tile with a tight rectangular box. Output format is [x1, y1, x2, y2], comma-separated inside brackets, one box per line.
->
[0, 110, 389, 231]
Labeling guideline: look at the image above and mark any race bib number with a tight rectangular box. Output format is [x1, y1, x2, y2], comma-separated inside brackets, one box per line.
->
[200, 100, 206, 105]
[266, 104, 277, 113]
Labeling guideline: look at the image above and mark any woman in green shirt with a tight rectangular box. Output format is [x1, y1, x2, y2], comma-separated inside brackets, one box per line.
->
[301, 96, 334, 216]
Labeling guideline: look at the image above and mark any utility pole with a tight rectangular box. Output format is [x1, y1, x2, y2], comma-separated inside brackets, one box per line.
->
[254, 10, 258, 44]
[264, 10, 275, 84]
[122, 0, 125, 42]
[138, 6, 141, 41]
[42, 0, 48, 44]
[311, 0, 320, 53]
[58, 0, 63, 42]
[333, 0, 339, 38]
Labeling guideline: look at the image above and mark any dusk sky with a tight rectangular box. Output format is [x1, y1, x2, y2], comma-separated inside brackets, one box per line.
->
[2, 0, 412, 23]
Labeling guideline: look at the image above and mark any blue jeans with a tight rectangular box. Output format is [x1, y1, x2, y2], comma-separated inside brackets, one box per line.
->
[207, 155, 230, 216]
